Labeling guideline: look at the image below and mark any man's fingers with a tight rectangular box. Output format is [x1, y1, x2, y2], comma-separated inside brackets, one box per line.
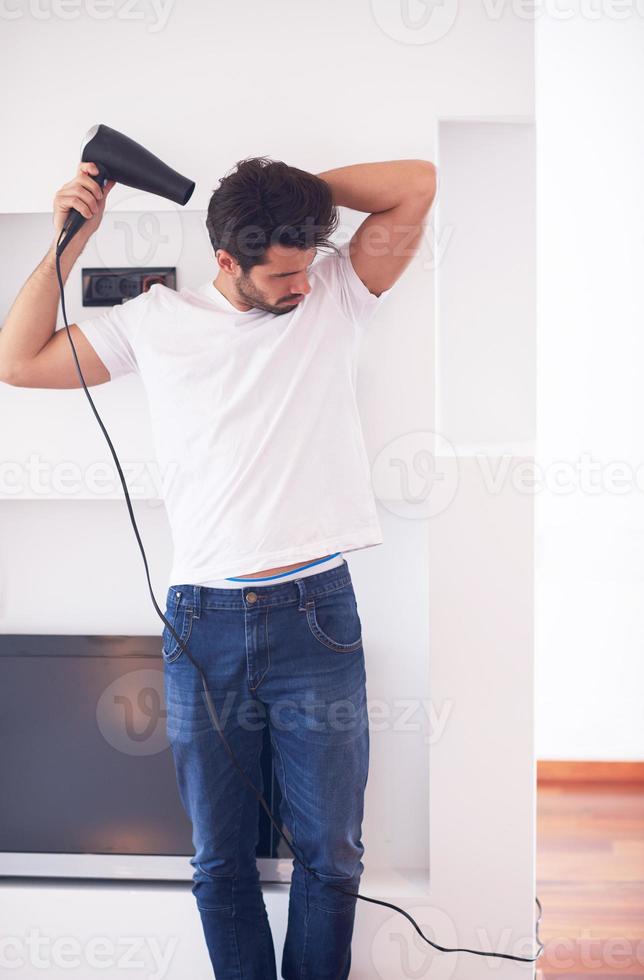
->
[76, 162, 115, 198]
[76, 174, 104, 201]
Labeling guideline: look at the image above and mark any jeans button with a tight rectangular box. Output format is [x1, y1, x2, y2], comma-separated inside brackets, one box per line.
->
[246, 592, 258, 603]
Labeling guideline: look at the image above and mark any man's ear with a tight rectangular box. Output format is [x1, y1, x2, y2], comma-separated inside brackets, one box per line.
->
[215, 248, 238, 276]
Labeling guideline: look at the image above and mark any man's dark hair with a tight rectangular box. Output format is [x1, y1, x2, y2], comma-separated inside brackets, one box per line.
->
[206, 156, 340, 273]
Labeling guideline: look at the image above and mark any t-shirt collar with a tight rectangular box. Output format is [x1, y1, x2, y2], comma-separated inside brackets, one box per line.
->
[199, 279, 261, 316]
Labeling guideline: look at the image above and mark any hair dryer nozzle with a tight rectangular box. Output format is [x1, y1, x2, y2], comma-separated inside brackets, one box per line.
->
[57, 124, 196, 256]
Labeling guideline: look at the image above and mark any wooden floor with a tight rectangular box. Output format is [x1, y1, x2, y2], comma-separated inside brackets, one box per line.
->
[536, 779, 644, 978]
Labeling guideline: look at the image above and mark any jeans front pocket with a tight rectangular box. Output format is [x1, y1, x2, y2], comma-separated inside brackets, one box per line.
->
[162, 589, 194, 664]
[304, 583, 363, 653]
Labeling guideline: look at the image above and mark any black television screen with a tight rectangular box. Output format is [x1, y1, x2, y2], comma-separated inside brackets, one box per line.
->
[0, 634, 287, 879]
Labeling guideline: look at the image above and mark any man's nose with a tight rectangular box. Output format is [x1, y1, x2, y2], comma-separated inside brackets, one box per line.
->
[296, 277, 312, 297]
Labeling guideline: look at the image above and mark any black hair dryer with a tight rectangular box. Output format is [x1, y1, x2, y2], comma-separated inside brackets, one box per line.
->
[56, 123, 196, 257]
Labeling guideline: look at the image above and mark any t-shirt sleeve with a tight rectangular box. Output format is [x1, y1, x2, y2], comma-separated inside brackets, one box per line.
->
[74, 287, 153, 380]
[312, 239, 395, 326]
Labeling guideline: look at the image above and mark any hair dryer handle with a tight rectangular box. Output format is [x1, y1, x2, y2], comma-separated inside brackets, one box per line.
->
[57, 162, 110, 257]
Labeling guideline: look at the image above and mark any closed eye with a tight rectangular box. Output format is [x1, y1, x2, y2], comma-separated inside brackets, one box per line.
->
[274, 263, 315, 279]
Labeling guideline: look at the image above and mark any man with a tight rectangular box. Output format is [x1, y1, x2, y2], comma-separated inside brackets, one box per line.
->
[0, 154, 437, 979]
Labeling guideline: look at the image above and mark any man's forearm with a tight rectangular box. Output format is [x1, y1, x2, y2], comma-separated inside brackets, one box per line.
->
[315, 159, 436, 214]
[0, 237, 85, 375]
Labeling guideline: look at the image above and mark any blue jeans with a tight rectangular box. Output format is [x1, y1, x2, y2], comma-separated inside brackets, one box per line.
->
[162, 559, 370, 979]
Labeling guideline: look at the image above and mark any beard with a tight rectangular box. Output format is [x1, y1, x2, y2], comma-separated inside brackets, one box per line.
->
[235, 272, 299, 316]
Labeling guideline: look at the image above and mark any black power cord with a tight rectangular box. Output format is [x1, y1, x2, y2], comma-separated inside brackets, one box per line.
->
[54, 227, 544, 968]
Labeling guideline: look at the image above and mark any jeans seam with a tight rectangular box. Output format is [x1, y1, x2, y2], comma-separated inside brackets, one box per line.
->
[269, 730, 298, 856]
[306, 616, 363, 652]
[304, 602, 363, 652]
[193, 740, 250, 888]
[298, 579, 353, 608]
[196, 862, 236, 881]
[307, 579, 352, 600]
[270, 731, 309, 978]
[299, 872, 310, 980]
[309, 902, 354, 914]
[249, 606, 271, 691]
[310, 872, 361, 913]
[163, 605, 194, 663]
[231, 873, 243, 980]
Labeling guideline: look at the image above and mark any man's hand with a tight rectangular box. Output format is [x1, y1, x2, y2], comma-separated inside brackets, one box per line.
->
[53, 161, 116, 244]
[316, 160, 437, 297]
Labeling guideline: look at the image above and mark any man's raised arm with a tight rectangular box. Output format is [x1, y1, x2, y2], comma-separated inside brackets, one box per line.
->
[0, 162, 115, 389]
[315, 159, 437, 297]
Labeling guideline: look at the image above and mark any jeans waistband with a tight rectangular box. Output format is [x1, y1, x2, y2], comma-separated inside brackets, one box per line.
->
[169, 558, 354, 613]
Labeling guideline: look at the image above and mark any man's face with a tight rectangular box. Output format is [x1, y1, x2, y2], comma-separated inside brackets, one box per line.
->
[233, 244, 317, 316]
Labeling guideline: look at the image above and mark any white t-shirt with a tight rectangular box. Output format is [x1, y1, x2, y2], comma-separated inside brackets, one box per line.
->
[76, 240, 394, 587]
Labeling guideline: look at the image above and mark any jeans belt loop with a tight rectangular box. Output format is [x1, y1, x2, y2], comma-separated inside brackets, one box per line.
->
[296, 577, 308, 612]
[192, 584, 201, 619]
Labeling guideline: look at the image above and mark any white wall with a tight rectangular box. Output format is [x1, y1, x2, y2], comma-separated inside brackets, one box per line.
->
[0, 0, 534, 214]
[536, 13, 644, 761]
[0, 2, 538, 977]
[432, 119, 536, 967]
